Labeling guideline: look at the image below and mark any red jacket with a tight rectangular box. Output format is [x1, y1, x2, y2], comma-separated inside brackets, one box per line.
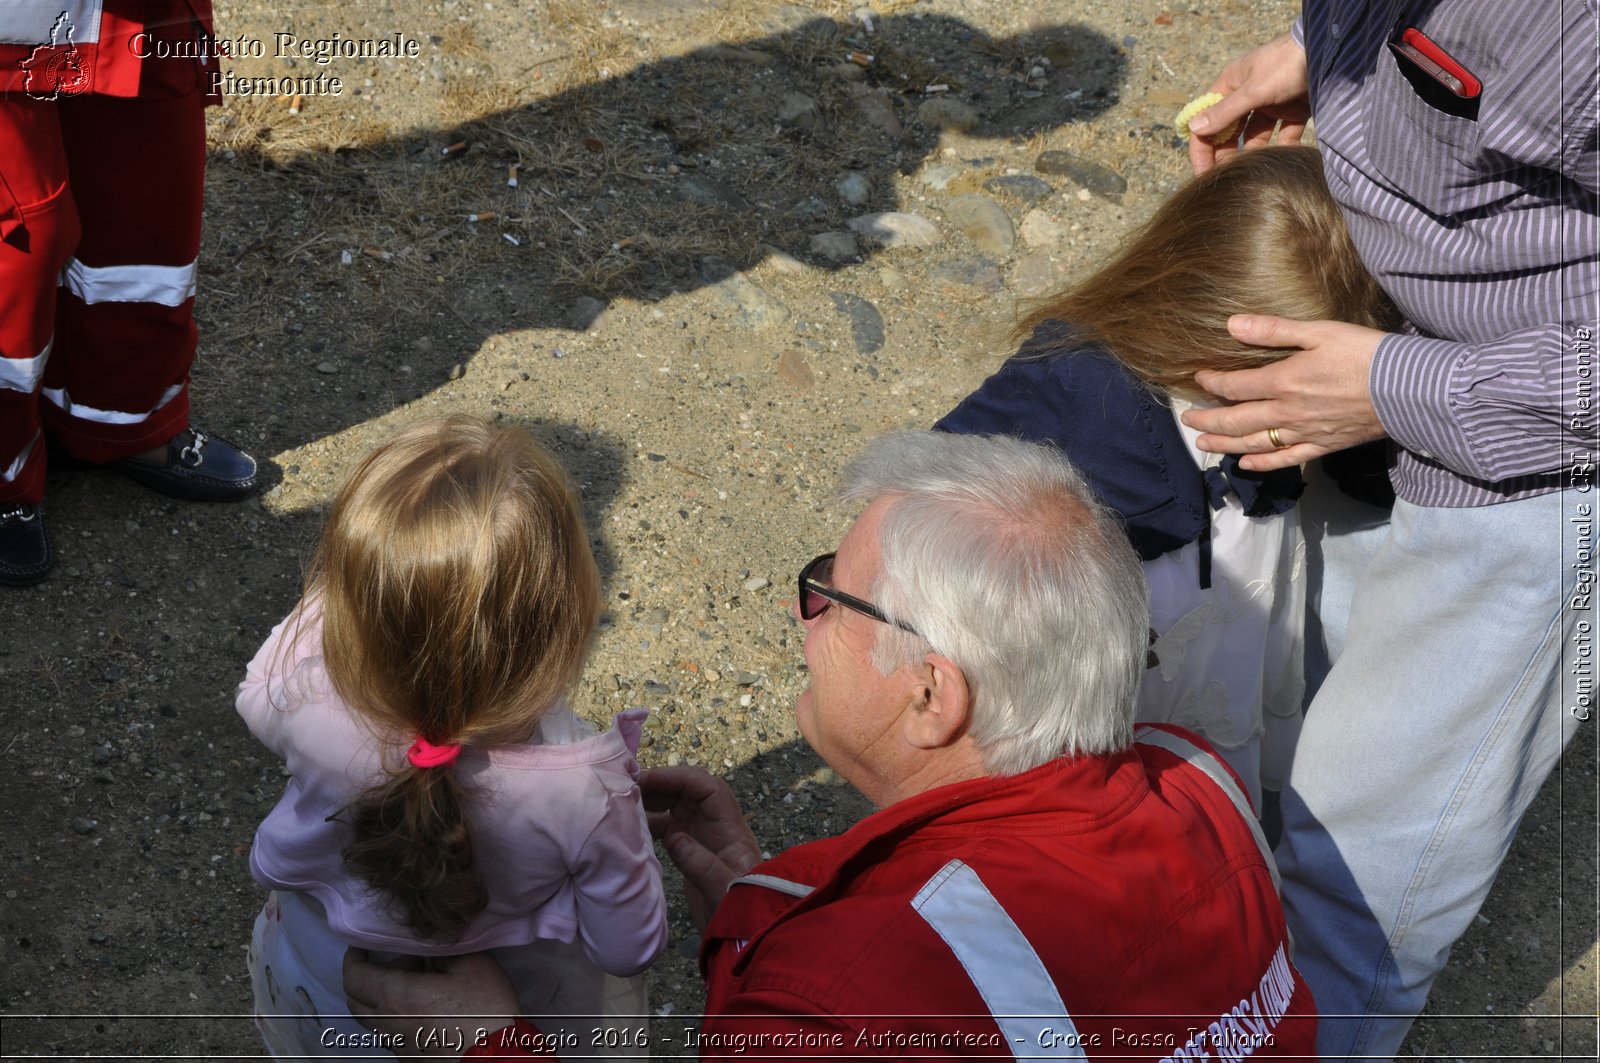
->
[470, 726, 1316, 1060]
[692, 725, 1315, 1060]
[0, 0, 214, 98]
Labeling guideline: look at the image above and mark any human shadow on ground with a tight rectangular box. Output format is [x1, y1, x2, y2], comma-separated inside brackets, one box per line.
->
[196, 11, 1127, 452]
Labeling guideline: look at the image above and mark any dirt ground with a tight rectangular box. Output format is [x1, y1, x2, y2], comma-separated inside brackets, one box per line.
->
[0, 0, 1594, 1058]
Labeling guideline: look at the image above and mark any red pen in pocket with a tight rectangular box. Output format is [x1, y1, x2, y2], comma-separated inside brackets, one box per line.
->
[1390, 27, 1481, 98]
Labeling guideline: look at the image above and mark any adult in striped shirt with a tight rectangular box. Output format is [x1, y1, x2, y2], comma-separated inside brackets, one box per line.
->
[1182, 1, 1596, 1059]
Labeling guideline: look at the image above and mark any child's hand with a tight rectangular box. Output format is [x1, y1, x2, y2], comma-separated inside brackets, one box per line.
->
[642, 766, 763, 931]
[1182, 314, 1388, 472]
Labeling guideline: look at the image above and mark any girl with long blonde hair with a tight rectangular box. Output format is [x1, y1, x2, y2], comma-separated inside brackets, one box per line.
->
[239, 416, 663, 1057]
[938, 146, 1398, 809]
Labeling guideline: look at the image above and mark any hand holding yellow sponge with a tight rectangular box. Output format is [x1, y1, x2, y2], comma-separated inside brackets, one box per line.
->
[1175, 93, 1241, 142]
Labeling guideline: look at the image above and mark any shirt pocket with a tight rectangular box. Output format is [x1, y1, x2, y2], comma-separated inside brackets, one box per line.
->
[1361, 44, 1485, 217]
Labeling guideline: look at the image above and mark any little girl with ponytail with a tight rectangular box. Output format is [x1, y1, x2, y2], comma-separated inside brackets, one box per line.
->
[239, 416, 664, 1058]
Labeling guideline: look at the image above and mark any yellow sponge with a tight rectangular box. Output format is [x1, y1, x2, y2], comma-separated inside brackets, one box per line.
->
[1175, 93, 1241, 142]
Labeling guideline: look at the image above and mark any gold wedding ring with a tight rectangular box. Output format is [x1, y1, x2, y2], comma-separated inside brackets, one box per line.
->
[1267, 426, 1287, 449]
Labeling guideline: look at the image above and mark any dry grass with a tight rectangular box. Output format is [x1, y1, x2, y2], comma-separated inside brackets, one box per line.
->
[438, 74, 530, 129]
[206, 92, 394, 165]
[540, 0, 647, 101]
[438, 21, 479, 59]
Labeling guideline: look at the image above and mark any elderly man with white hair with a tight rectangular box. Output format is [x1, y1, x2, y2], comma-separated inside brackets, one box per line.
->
[346, 431, 1317, 1061]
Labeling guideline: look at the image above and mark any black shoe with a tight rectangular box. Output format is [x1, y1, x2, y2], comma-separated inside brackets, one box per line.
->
[0, 503, 52, 587]
[105, 427, 259, 502]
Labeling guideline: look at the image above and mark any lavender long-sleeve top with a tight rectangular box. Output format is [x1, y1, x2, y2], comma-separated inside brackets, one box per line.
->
[238, 605, 667, 975]
[1297, 0, 1598, 506]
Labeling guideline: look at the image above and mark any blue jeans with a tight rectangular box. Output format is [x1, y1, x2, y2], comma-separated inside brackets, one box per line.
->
[1278, 488, 1587, 1060]
[1299, 463, 1394, 694]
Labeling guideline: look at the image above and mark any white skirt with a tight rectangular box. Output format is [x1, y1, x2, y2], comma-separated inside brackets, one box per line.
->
[248, 890, 648, 1060]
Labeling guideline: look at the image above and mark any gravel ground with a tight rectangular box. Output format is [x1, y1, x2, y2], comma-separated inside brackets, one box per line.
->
[0, 1, 1594, 1059]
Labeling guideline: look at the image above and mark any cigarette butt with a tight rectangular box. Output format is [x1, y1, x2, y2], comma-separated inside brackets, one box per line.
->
[924, 83, 949, 93]
[507, 165, 520, 188]
[847, 51, 873, 67]
[468, 211, 497, 223]
[361, 246, 392, 261]
[288, 94, 303, 115]
[502, 233, 521, 246]
[441, 140, 468, 157]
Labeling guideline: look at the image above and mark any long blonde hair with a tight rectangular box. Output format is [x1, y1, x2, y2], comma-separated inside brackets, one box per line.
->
[1019, 146, 1399, 397]
[310, 415, 600, 940]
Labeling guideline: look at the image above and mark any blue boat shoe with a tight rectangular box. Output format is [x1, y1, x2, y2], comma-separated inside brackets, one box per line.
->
[105, 427, 259, 502]
[0, 503, 52, 587]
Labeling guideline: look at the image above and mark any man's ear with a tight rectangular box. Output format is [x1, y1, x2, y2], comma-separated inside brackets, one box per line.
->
[903, 652, 972, 750]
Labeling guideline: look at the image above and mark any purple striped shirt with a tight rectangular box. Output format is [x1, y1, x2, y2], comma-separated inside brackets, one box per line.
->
[1298, 0, 1598, 506]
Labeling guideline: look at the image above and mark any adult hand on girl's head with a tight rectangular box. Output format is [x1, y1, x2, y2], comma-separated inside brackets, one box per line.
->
[1188, 32, 1311, 174]
[1182, 314, 1388, 472]
[343, 949, 516, 1060]
[641, 766, 763, 932]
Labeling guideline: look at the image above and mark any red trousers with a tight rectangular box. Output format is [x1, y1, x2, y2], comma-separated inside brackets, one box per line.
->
[0, 32, 207, 504]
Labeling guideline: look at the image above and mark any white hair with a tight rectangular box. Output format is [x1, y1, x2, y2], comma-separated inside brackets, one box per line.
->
[840, 431, 1148, 775]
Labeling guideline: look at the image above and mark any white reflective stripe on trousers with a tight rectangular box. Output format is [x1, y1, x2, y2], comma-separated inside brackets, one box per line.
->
[60, 258, 198, 307]
[0, 342, 50, 393]
[1135, 727, 1279, 894]
[0, 0, 104, 45]
[911, 859, 1086, 1060]
[42, 383, 182, 425]
[3, 432, 40, 483]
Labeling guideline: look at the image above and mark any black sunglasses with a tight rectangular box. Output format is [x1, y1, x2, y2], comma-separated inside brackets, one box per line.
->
[798, 553, 922, 637]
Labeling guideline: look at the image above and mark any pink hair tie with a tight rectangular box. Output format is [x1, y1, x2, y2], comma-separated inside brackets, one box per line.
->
[407, 735, 462, 770]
